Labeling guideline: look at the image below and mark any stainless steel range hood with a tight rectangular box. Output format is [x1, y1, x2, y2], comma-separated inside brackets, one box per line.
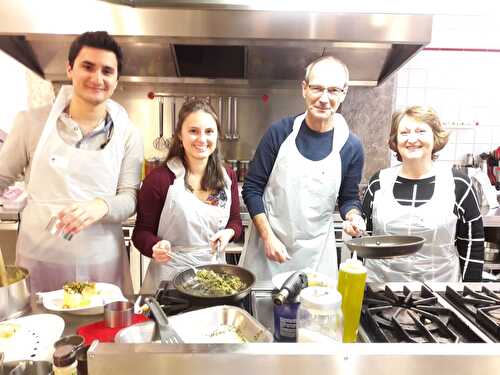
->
[0, 0, 432, 87]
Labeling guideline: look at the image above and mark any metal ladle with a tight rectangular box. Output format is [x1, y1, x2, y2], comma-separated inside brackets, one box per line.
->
[153, 99, 169, 151]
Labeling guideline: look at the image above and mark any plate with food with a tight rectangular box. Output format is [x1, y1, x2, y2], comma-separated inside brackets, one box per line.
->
[0, 314, 65, 362]
[271, 269, 335, 290]
[39, 282, 126, 315]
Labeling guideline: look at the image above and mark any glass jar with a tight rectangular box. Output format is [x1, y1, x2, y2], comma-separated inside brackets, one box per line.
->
[238, 160, 249, 182]
[53, 344, 78, 375]
[226, 160, 239, 176]
[296, 286, 343, 343]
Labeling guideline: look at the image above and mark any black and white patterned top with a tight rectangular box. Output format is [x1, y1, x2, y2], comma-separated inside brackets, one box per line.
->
[362, 168, 485, 281]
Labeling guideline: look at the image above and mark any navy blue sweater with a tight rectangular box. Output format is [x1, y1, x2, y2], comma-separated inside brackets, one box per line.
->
[242, 115, 364, 219]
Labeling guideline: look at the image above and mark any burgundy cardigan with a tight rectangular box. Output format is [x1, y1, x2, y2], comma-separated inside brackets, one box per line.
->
[132, 164, 242, 258]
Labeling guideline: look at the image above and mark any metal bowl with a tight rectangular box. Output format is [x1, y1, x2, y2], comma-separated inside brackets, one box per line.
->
[344, 235, 426, 259]
[115, 305, 273, 344]
[3, 360, 52, 375]
[0, 266, 30, 321]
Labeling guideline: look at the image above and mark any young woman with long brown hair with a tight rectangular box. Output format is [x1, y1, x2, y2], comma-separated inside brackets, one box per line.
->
[133, 98, 242, 293]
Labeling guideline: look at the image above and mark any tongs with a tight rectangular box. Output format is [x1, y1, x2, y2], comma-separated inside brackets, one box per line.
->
[144, 297, 183, 344]
[168, 251, 198, 274]
[211, 240, 226, 264]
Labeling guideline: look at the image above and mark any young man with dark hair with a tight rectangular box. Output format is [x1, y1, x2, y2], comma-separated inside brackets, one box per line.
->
[0, 31, 143, 293]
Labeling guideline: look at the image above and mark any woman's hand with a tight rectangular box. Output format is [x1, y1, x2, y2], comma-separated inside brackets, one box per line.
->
[210, 229, 235, 253]
[152, 240, 172, 263]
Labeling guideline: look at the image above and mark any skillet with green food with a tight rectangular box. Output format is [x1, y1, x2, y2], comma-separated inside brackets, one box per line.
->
[172, 264, 255, 305]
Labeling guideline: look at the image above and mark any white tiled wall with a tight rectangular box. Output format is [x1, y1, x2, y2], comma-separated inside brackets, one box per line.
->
[395, 49, 500, 165]
[395, 14, 500, 165]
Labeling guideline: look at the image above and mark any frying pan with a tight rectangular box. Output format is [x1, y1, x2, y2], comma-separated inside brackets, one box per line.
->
[344, 235, 425, 259]
[172, 264, 255, 305]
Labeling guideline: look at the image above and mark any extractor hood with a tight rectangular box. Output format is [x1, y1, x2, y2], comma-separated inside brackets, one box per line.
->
[0, 0, 433, 86]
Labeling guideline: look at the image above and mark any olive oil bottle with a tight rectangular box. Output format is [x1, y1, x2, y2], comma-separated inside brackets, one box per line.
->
[337, 254, 367, 343]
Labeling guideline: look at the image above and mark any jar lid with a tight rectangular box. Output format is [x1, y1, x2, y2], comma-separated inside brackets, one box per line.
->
[339, 257, 366, 274]
[53, 344, 76, 368]
[299, 286, 342, 311]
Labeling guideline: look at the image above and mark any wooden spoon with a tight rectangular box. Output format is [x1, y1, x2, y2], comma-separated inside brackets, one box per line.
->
[0, 246, 8, 287]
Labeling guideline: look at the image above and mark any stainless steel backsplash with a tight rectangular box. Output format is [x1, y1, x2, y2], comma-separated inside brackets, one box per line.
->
[112, 77, 395, 183]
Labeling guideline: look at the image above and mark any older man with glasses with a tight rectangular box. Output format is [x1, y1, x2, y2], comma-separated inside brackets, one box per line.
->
[240, 56, 365, 281]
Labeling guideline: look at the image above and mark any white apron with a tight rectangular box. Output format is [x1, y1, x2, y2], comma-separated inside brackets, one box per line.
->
[365, 165, 461, 283]
[240, 113, 349, 281]
[140, 157, 232, 293]
[16, 85, 133, 293]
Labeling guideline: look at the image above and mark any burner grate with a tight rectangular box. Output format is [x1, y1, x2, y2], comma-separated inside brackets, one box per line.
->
[443, 285, 500, 341]
[362, 284, 485, 343]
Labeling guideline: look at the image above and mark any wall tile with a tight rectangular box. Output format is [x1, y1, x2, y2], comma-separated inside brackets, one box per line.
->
[455, 143, 474, 157]
[407, 88, 426, 106]
[474, 143, 493, 154]
[438, 143, 456, 161]
[474, 127, 493, 143]
[397, 69, 409, 87]
[408, 69, 427, 88]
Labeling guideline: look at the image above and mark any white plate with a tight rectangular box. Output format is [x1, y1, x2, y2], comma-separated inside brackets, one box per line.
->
[39, 282, 126, 315]
[0, 314, 64, 362]
[271, 269, 335, 289]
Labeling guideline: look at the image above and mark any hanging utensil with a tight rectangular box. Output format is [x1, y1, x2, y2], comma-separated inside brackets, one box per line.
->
[171, 97, 176, 136]
[153, 98, 168, 151]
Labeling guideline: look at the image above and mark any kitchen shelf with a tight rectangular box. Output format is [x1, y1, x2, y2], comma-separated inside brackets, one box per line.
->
[443, 126, 476, 129]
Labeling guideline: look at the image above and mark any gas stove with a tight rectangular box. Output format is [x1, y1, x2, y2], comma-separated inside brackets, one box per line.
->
[360, 282, 498, 344]
[152, 280, 500, 344]
[439, 283, 500, 342]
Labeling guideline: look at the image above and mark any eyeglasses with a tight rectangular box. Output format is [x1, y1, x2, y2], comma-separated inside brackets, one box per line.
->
[307, 84, 346, 99]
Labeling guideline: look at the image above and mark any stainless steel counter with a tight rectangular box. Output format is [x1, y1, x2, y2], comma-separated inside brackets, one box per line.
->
[19, 288, 500, 375]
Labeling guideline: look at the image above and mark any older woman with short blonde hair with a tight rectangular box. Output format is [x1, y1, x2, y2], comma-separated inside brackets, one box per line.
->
[361, 106, 484, 282]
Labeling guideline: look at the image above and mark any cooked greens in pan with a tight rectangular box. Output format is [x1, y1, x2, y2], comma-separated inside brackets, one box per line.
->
[192, 269, 246, 296]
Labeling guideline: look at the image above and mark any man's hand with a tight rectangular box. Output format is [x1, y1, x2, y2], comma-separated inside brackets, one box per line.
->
[263, 232, 291, 263]
[56, 198, 109, 234]
[252, 213, 291, 263]
[343, 210, 366, 237]
[152, 240, 172, 263]
[210, 229, 235, 253]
